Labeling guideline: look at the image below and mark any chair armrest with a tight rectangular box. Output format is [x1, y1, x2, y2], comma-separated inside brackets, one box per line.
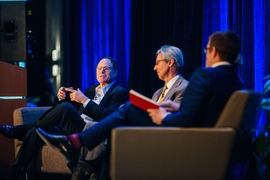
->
[110, 127, 236, 180]
[13, 106, 51, 155]
[13, 106, 51, 126]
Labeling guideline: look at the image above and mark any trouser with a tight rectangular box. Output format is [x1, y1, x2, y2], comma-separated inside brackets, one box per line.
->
[8, 102, 86, 178]
[78, 102, 157, 179]
[80, 121, 106, 161]
[79, 101, 156, 150]
[34, 102, 86, 133]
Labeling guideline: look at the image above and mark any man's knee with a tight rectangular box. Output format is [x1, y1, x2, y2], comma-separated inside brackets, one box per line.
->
[84, 121, 98, 130]
[58, 102, 74, 110]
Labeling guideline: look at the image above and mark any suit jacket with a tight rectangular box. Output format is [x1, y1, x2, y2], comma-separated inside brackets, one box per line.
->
[55, 83, 128, 122]
[162, 65, 244, 127]
[81, 76, 188, 168]
[81, 83, 128, 121]
[151, 76, 189, 104]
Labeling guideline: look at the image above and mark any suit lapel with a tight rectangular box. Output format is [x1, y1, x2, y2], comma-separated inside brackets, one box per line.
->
[79, 85, 97, 113]
[163, 76, 183, 101]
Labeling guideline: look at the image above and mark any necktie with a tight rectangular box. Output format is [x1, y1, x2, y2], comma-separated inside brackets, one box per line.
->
[158, 85, 168, 103]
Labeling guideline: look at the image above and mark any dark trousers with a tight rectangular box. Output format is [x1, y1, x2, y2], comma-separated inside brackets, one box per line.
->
[80, 101, 156, 150]
[8, 102, 86, 178]
[79, 101, 157, 180]
[33, 102, 86, 133]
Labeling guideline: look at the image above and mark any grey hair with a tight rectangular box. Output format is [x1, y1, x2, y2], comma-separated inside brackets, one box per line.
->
[156, 45, 184, 73]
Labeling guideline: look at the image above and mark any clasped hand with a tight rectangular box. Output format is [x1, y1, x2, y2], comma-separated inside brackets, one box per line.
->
[57, 87, 88, 104]
[147, 100, 180, 125]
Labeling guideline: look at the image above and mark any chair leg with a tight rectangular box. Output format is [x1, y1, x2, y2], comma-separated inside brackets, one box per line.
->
[25, 172, 29, 180]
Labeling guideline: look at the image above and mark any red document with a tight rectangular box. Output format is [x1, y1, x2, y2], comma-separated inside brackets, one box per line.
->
[129, 89, 159, 111]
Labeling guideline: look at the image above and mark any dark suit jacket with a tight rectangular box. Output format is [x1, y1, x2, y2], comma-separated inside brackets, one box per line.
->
[81, 83, 128, 121]
[55, 83, 129, 122]
[151, 76, 189, 104]
[162, 65, 244, 127]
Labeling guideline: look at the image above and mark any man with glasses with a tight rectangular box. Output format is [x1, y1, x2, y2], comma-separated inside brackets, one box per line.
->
[37, 31, 245, 179]
[72, 45, 189, 179]
[2, 57, 128, 179]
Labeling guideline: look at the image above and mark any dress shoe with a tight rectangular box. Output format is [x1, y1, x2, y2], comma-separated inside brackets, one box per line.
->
[6, 164, 24, 180]
[36, 128, 76, 161]
[0, 125, 26, 140]
[78, 160, 98, 174]
[70, 167, 85, 180]
[78, 152, 103, 175]
[89, 172, 100, 180]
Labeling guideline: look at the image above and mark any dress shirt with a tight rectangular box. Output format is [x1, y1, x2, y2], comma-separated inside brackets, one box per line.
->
[81, 81, 114, 123]
[158, 75, 181, 101]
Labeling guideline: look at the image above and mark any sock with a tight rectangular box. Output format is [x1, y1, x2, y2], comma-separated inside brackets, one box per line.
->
[66, 134, 82, 148]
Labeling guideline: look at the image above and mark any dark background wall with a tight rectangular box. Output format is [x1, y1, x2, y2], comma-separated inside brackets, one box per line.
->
[128, 0, 203, 97]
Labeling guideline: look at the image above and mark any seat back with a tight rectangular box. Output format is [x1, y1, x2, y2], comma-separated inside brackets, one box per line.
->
[215, 90, 249, 129]
[215, 90, 263, 179]
[110, 90, 262, 180]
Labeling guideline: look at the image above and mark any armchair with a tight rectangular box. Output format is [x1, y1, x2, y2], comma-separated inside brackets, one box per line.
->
[110, 90, 262, 179]
[13, 106, 71, 175]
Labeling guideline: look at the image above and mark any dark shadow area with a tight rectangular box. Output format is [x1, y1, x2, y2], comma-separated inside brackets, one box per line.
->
[0, 173, 90, 180]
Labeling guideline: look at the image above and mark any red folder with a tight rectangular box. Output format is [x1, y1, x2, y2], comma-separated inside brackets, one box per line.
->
[129, 89, 159, 111]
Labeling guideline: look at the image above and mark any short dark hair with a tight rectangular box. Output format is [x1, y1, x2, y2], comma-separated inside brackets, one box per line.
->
[209, 31, 241, 66]
[102, 56, 118, 70]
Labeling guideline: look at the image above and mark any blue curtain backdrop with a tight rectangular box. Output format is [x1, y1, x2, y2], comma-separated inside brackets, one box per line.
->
[75, 0, 269, 178]
[202, 0, 270, 129]
[80, 0, 131, 91]
[79, 0, 269, 125]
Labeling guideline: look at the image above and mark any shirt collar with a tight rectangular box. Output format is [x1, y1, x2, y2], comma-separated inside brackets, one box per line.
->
[96, 81, 114, 96]
[166, 75, 180, 90]
[211, 61, 232, 68]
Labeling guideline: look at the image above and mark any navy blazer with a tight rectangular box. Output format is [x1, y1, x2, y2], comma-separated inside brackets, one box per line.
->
[55, 83, 128, 122]
[81, 83, 128, 121]
[162, 66, 244, 127]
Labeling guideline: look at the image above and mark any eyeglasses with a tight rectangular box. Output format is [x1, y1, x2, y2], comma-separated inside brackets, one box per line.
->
[155, 59, 168, 65]
[96, 67, 113, 72]
[204, 47, 212, 53]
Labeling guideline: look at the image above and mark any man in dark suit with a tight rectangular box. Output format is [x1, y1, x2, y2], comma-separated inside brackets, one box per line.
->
[74, 45, 189, 179]
[1, 57, 128, 179]
[37, 31, 245, 179]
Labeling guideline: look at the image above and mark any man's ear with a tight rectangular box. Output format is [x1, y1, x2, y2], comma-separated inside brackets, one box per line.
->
[212, 47, 218, 57]
[113, 70, 118, 78]
[168, 59, 175, 67]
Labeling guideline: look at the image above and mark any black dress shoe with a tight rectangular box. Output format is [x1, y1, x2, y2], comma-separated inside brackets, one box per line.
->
[36, 128, 76, 161]
[70, 167, 85, 180]
[78, 159, 98, 174]
[89, 173, 100, 180]
[0, 125, 26, 140]
[78, 154, 102, 175]
[6, 164, 24, 180]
